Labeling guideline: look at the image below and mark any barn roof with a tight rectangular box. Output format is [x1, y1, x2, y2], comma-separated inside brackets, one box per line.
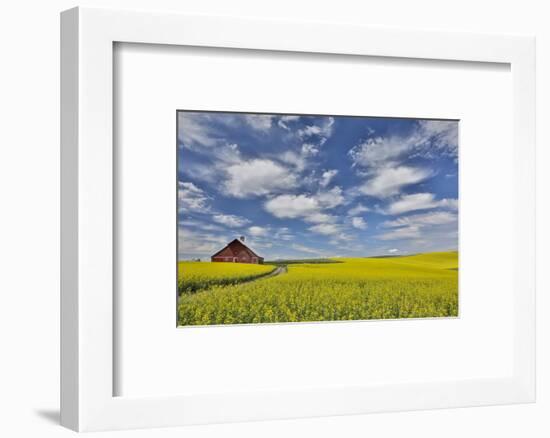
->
[211, 239, 262, 259]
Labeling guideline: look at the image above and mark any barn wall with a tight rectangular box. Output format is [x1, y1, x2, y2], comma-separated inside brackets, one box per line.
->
[211, 256, 234, 263]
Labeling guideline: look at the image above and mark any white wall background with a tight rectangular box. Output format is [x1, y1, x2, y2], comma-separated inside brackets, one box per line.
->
[0, 0, 548, 437]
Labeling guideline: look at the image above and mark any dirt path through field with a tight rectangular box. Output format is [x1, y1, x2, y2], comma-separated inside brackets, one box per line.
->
[241, 265, 287, 284]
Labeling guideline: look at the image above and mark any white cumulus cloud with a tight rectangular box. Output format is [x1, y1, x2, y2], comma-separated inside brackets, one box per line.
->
[177, 182, 211, 213]
[351, 217, 368, 230]
[298, 117, 334, 139]
[212, 214, 250, 228]
[223, 159, 297, 198]
[360, 166, 432, 198]
[417, 120, 458, 157]
[347, 120, 458, 200]
[277, 115, 300, 130]
[303, 212, 337, 224]
[263, 187, 344, 224]
[315, 186, 345, 208]
[274, 227, 293, 241]
[377, 211, 458, 242]
[244, 114, 274, 132]
[385, 193, 458, 215]
[248, 225, 269, 237]
[385, 193, 437, 215]
[264, 194, 319, 219]
[347, 204, 371, 216]
[178, 227, 229, 258]
[178, 113, 219, 148]
[348, 136, 411, 168]
[348, 119, 458, 169]
[382, 211, 457, 228]
[320, 169, 338, 188]
[308, 223, 340, 236]
[301, 143, 319, 156]
[279, 150, 307, 171]
[378, 225, 421, 240]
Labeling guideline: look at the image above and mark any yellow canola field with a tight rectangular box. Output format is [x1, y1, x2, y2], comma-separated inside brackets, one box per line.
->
[177, 252, 458, 326]
[178, 261, 275, 294]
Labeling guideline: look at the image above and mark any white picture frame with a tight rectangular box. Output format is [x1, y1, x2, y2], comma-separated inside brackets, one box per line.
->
[60, 6, 536, 432]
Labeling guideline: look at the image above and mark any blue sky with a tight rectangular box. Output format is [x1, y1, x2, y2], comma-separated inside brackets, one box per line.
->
[177, 111, 458, 260]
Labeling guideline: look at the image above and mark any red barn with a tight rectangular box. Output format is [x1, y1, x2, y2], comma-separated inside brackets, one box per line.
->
[211, 238, 264, 264]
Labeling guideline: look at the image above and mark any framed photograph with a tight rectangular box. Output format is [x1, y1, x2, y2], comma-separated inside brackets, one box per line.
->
[176, 111, 459, 327]
[61, 7, 535, 432]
